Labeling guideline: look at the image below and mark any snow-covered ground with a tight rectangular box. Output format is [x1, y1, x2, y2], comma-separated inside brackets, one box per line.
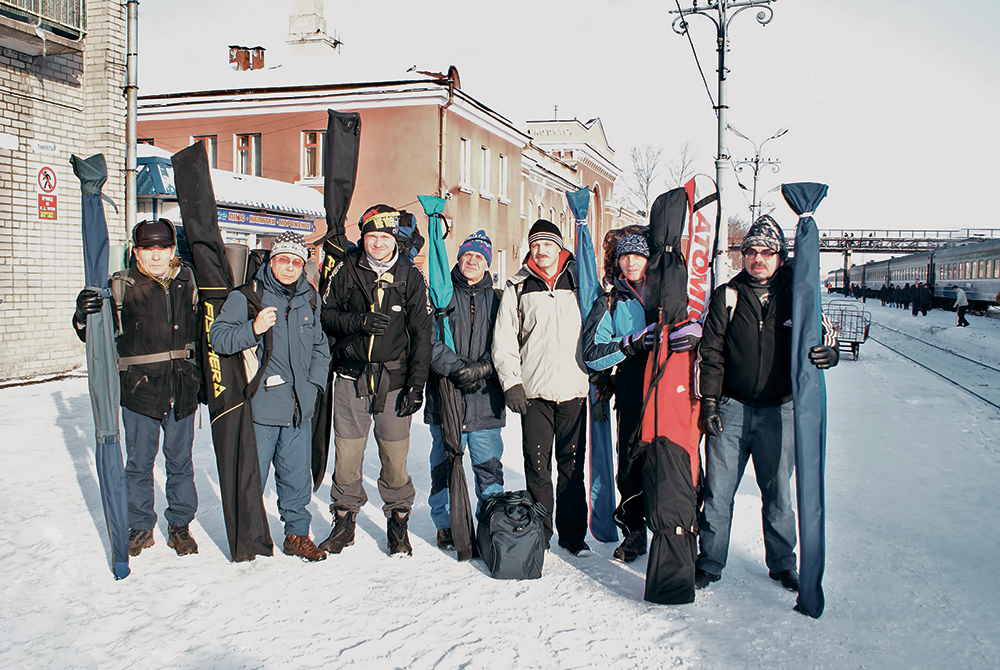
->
[2, 299, 998, 669]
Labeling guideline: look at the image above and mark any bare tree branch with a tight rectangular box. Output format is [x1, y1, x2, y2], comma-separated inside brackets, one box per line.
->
[667, 142, 697, 188]
[626, 144, 663, 214]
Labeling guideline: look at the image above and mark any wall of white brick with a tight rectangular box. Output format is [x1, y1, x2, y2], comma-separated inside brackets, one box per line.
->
[0, 1, 126, 380]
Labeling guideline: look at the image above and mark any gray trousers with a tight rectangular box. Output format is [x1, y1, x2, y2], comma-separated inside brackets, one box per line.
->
[330, 375, 414, 515]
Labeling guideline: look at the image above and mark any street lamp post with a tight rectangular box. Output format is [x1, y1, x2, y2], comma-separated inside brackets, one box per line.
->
[730, 125, 788, 221]
[669, 0, 777, 282]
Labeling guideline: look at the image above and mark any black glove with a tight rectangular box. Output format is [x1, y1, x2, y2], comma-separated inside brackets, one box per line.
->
[699, 397, 724, 437]
[396, 386, 423, 417]
[504, 384, 530, 415]
[620, 323, 656, 357]
[809, 345, 839, 370]
[74, 288, 103, 324]
[451, 358, 492, 390]
[358, 312, 391, 336]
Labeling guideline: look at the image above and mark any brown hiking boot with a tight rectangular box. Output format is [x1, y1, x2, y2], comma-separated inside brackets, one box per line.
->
[319, 508, 357, 554]
[128, 529, 155, 556]
[283, 535, 327, 562]
[167, 524, 199, 556]
[387, 509, 412, 556]
[436, 528, 454, 550]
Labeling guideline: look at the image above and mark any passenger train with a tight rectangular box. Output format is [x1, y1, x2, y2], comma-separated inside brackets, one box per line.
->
[825, 238, 1000, 311]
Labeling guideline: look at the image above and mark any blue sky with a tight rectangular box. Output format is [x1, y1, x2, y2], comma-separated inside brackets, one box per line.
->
[139, 0, 1000, 270]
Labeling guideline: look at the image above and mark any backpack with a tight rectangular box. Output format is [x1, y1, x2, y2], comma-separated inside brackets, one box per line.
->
[476, 490, 549, 580]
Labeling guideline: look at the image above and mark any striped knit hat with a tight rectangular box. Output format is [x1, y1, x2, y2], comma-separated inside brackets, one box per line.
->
[527, 219, 563, 248]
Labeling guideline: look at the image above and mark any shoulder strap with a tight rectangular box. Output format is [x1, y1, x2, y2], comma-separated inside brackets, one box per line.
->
[236, 281, 273, 397]
[110, 270, 133, 336]
[724, 285, 738, 318]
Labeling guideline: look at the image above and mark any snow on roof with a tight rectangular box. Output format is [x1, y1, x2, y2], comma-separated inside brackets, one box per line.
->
[136, 144, 325, 219]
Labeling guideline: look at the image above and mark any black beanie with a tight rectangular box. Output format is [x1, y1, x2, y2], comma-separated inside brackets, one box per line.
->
[359, 204, 400, 236]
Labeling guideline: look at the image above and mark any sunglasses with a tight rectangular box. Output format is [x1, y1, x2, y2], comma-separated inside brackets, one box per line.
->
[274, 256, 305, 269]
[742, 248, 776, 260]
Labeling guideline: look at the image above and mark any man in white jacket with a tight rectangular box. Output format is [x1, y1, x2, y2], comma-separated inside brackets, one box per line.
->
[493, 219, 592, 557]
[951, 285, 970, 327]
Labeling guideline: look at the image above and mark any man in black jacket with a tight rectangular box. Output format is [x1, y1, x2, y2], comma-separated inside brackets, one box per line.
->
[423, 230, 505, 550]
[320, 205, 433, 556]
[693, 215, 838, 592]
[73, 219, 201, 558]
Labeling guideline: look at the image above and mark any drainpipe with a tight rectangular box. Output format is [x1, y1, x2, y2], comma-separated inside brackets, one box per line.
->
[438, 74, 455, 199]
[125, 0, 139, 238]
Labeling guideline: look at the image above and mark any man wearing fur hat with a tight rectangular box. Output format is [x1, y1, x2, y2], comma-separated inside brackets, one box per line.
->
[424, 230, 506, 550]
[493, 219, 592, 557]
[693, 215, 839, 591]
[319, 205, 433, 556]
[72, 218, 201, 558]
[210, 231, 331, 561]
[582, 226, 703, 563]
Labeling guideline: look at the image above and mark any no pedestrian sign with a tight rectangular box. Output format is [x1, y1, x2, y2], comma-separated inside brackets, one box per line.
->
[36, 165, 58, 221]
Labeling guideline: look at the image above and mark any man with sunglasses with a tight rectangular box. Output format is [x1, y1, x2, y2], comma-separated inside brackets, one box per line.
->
[693, 215, 838, 592]
[211, 231, 331, 562]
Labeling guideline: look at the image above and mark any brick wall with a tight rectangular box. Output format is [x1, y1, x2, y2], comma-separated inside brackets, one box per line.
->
[0, 0, 126, 380]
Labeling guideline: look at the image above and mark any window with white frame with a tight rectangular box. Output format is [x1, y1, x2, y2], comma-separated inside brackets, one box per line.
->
[480, 146, 492, 196]
[498, 153, 508, 201]
[459, 138, 471, 189]
[302, 130, 325, 179]
[192, 135, 217, 168]
[235, 133, 261, 176]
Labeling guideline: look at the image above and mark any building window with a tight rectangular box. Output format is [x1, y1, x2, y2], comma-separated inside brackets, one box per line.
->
[459, 138, 471, 190]
[235, 133, 261, 176]
[480, 146, 491, 196]
[302, 130, 325, 179]
[138, 138, 155, 145]
[192, 135, 217, 168]
[498, 154, 509, 201]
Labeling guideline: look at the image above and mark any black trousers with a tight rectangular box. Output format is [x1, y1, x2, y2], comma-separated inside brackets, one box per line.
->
[614, 374, 646, 536]
[958, 305, 969, 326]
[521, 396, 588, 546]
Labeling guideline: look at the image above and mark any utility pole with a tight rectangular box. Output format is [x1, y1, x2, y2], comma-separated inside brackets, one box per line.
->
[730, 125, 787, 221]
[668, 0, 777, 282]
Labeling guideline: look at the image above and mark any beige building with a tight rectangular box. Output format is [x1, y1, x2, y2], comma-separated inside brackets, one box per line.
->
[1, 1, 126, 380]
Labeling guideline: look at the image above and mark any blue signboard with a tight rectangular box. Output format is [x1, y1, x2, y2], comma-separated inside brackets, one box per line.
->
[217, 207, 314, 233]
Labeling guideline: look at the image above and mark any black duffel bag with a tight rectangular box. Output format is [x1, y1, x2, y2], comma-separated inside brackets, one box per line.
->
[476, 491, 548, 580]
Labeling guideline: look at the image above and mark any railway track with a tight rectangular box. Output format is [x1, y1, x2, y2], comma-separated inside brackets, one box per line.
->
[868, 324, 1000, 411]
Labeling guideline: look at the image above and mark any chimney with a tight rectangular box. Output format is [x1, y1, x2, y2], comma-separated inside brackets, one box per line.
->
[229, 45, 265, 71]
[288, 0, 342, 54]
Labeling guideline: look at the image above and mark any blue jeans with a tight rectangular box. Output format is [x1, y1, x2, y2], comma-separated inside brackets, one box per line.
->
[254, 422, 312, 537]
[697, 397, 797, 575]
[121, 407, 197, 530]
[428, 425, 504, 530]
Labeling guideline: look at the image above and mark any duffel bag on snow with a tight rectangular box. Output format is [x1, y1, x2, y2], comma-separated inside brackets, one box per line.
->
[476, 491, 548, 580]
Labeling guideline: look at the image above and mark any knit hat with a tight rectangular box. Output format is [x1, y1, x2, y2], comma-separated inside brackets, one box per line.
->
[458, 229, 493, 266]
[527, 219, 563, 248]
[270, 231, 308, 262]
[359, 204, 400, 236]
[615, 232, 649, 260]
[132, 218, 176, 248]
[740, 215, 787, 259]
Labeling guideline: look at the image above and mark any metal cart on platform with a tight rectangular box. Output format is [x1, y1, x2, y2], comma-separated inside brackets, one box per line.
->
[822, 299, 871, 361]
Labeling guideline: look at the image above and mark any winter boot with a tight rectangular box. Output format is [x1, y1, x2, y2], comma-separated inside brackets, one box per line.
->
[283, 535, 327, 562]
[128, 528, 154, 557]
[436, 528, 454, 550]
[319, 509, 356, 554]
[613, 527, 647, 563]
[387, 509, 413, 556]
[769, 569, 800, 592]
[167, 524, 199, 556]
